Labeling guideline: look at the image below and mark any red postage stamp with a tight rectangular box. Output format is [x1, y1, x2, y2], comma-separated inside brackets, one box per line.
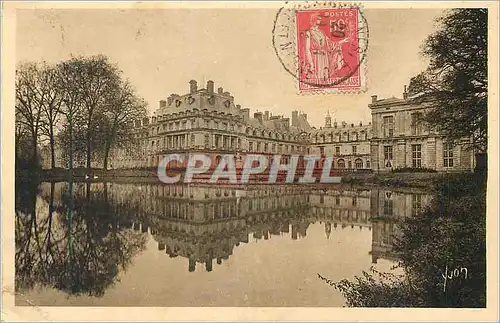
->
[295, 7, 367, 93]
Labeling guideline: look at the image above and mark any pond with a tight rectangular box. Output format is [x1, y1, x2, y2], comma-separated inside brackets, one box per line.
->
[14, 181, 430, 307]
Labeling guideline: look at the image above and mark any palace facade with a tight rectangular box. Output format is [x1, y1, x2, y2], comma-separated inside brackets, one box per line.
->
[369, 87, 474, 172]
[108, 80, 376, 171]
[41, 80, 475, 172]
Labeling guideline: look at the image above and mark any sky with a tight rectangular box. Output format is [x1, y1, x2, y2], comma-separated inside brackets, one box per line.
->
[16, 8, 444, 128]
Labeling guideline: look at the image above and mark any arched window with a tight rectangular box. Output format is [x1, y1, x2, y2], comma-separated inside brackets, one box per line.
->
[355, 158, 363, 169]
[338, 159, 345, 169]
[366, 160, 371, 169]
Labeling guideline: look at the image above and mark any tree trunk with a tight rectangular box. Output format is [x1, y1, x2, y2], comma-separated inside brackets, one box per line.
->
[68, 111, 74, 180]
[103, 142, 110, 170]
[86, 127, 92, 170]
[103, 122, 118, 171]
[49, 125, 56, 169]
[31, 135, 38, 171]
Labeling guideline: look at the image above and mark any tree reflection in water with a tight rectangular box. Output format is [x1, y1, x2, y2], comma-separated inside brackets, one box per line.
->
[15, 180, 147, 297]
[15, 181, 428, 302]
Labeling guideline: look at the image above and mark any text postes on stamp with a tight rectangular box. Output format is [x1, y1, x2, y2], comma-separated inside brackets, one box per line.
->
[272, 2, 369, 94]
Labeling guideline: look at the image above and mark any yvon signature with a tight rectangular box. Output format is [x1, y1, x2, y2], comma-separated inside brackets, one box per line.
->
[440, 265, 469, 292]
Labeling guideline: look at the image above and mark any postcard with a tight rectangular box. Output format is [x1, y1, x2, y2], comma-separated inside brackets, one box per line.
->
[1, 1, 499, 322]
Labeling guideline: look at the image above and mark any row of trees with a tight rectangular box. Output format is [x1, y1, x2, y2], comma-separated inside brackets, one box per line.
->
[15, 55, 147, 172]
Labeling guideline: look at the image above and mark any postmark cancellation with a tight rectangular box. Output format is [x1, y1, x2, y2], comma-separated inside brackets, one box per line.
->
[273, 2, 369, 94]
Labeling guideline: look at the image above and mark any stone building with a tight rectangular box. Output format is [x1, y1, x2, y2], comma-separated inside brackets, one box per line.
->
[107, 79, 373, 171]
[309, 111, 372, 170]
[139, 80, 312, 168]
[369, 86, 475, 172]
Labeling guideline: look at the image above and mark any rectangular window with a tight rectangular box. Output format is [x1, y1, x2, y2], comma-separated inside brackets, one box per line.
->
[249, 142, 253, 152]
[383, 199, 393, 216]
[411, 113, 422, 135]
[352, 145, 357, 155]
[335, 147, 340, 155]
[383, 116, 394, 138]
[412, 144, 422, 168]
[320, 146, 325, 155]
[204, 135, 210, 148]
[384, 146, 393, 161]
[443, 142, 454, 167]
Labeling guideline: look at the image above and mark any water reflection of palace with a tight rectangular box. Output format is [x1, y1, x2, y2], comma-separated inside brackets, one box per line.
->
[100, 183, 431, 271]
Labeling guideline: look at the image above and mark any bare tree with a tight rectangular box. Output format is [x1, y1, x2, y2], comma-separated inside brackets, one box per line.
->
[15, 62, 45, 170]
[57, 58, 85, 173]
[39, 63, 65, 169]
[76, 55, 121, 170]
[102, 81, 147, 170]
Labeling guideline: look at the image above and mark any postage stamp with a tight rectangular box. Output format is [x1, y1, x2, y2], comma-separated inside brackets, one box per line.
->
[273, 3, 368, 94]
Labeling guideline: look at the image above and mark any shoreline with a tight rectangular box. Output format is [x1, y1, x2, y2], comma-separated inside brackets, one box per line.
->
[15, 167, 464, 191]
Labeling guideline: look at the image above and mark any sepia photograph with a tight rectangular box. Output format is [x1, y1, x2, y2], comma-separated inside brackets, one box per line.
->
[1, 1, 499, 321]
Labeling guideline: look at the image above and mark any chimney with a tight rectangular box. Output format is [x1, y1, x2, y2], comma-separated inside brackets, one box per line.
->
[403, 85, 408, 100]
[189, 80, 198, 94]
[159, 100, 167, 108]
[167, 96, 173, 106]
[282, 117, 290, 129]
[254, 112, 263, 122]
[218, 87, 224, 94]
[236, 104, 241, 110]
[334, 121, 338, 128]
[292, 111, 298, 126]
[342, 121, 346, 127]
[241, 108, 250, 121]
[207, 80, 214, 94]
[301, 113, 308, 121]
[264, 111, 270, 121]
[371, 95, 378, 103]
